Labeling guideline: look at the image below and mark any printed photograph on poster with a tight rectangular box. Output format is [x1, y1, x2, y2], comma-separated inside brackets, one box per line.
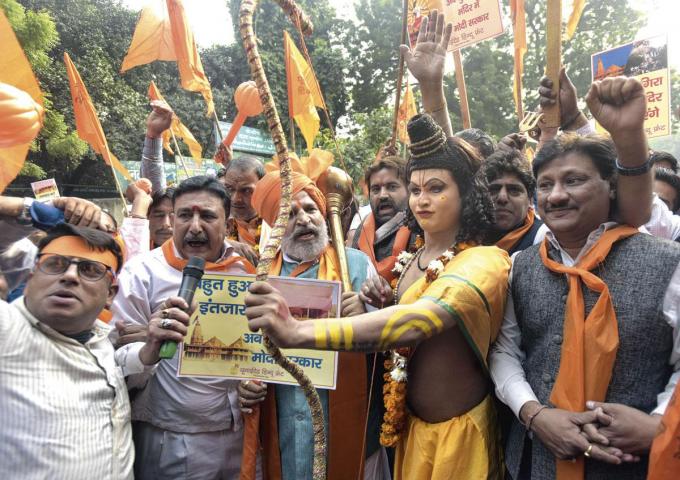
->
[591, 35, 671, 139]
[177, 273, 341, 389]
[30, 178, 60, 202]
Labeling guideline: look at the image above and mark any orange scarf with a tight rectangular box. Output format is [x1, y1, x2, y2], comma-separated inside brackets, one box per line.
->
[241, 244, 368, 480]
[648, 382, 680, 479]
[539, 225, 638, 480]
[233, 217, 261, 247]
[161, 239, 255, 273]
[496, 208, 535, 252]
[355, 213, 410, 283]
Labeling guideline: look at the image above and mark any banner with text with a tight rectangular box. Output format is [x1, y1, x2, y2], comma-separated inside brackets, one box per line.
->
[406, 0, 504, 52]
[177, 273, 340, 389]
[592, 35, 670, 139]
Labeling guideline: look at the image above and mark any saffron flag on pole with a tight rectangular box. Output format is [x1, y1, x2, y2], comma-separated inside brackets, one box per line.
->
[148, 81, 203, 163]
[0, 9, 44, 193]
[565, 0, 586, 40]
[64, 52, 132, 181]
[510, 0, 526, 120]
[121, 0, 214, 116]
[397, 80, 417, 144]
[283, 30, 324, 151]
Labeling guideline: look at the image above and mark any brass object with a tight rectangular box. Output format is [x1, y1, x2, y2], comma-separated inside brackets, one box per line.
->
[318, 166, 354, 292]
[519, 111, 543, 141]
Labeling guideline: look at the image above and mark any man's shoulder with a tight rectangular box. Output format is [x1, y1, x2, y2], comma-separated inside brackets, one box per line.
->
[345, 247, 372, 268]
[121, 246, 170, 276]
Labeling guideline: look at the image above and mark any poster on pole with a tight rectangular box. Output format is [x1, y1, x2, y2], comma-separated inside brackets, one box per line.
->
[31, 178, 60, 201]
[177, 273, 340, 389]
[406, 0, 504, 52]
[591, 35, 671, 139]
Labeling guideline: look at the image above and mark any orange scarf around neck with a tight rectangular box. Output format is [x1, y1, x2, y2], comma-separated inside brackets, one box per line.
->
[234, 217, 260, 247]
[161, 239, 255, 273]
[539, 225, 638, 480]
[355, 213, 410, 282]
[496, 208, 535, 252]
[270, 244, 341, 280]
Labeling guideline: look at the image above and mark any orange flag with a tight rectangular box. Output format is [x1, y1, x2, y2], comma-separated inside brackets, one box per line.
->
[64, 52, 132, 181]
[283, 30, 324, 151]
[648, 383, 680, 480]
[565, 0, 586, 40]
[148, 81, 203, 163]
[0, 9, 43, 193]
[397, 80, 417, 144]
[510, 0, 526, 120]
[121, 0, 214, 116]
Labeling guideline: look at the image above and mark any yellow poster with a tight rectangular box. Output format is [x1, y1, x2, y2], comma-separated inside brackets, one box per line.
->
[177, 273, 340, 389]
[591, 35, 671, 139]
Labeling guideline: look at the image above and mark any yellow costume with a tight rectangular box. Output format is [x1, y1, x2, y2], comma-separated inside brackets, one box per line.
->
[395, 246, 510, 480]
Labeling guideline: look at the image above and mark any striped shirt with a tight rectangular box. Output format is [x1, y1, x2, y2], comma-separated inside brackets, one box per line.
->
[0, 298, 143, 480]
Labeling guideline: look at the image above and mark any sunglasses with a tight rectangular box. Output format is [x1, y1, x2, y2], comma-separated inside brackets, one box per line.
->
[36, 254, 115, 282]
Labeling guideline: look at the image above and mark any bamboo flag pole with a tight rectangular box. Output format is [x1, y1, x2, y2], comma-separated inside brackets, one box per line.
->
[289, 117, 296, 152]
[212, 110, 224, 141]
[107, 159, 129, 217]
[544, 0, 562, 127]
[170, 130, 191, 178]
[389, 0, 409, 149]
[453, 50, 471, 129]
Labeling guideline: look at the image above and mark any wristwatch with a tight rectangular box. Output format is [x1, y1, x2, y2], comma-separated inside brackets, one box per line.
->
[16, 197, 35, 225]
[615, 157, 651, 176]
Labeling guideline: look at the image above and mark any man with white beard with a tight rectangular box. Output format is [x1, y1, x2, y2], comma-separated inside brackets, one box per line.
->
[238, 170, 390, 480]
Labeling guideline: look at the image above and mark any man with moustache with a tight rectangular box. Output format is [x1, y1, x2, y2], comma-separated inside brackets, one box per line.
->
[482, 149, 549, 255]
[219, 155, 269, 251]
[238, 169, 389, 480]
[490, 76, 680, 479]
[350, 155, 415, 285]
[111, 175, 257, 479]
[0, 223, 189, 479]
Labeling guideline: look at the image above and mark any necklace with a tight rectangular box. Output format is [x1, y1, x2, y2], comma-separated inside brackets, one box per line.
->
[416, 249, 428, 271]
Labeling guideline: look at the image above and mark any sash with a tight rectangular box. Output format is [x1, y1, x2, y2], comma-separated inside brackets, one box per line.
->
[161, 239, 255, 273]
[355, 212, 410, 283]
[496, 208, 536, 253]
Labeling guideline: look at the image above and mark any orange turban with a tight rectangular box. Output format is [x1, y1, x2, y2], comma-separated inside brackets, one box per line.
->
[252, 170, 327, 226]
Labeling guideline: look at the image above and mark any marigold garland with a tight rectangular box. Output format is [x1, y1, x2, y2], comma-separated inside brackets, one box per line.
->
[227, 217, 262, 254]
[379, 239, 474, 447]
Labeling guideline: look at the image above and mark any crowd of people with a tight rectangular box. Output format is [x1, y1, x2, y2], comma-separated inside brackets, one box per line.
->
[1, 10, 679, 480]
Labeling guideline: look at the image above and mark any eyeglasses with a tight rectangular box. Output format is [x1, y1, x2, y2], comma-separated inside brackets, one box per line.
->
[36, 254, 115, 282]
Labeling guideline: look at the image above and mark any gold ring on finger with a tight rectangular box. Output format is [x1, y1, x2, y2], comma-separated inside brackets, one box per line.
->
[584, 444, 593, 458]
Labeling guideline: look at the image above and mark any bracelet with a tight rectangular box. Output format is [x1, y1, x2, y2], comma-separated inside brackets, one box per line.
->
[425, 102, 447, 115]
[526, 405, 548, 431]
[561, 110, 582, 130]
[616, 156, 651, 176]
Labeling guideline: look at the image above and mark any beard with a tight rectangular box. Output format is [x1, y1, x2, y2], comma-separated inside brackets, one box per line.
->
[281, 223, 329, 263]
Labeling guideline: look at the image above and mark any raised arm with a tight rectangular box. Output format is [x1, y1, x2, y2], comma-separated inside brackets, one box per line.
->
[401, 10, 453, 137]
[141, 100, 173, 193]
[586, 76, 651, 227]
[245, 280, 454, 352]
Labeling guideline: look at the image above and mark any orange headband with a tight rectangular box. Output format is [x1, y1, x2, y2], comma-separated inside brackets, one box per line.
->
[41, 235, 119, 272]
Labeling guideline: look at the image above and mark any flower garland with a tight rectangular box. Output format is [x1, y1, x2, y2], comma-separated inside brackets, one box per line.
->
[379, 240, 473, 447]
[227, 217, 262, 255]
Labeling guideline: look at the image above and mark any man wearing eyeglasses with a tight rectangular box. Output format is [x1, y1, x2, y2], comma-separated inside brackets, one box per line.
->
[0, 223, 189, 479]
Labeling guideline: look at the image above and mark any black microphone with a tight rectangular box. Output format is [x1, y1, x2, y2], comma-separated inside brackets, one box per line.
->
[159, 257, 206, 359]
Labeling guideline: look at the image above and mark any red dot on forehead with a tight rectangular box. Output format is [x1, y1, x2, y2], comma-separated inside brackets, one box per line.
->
[191, 205, 201, 213]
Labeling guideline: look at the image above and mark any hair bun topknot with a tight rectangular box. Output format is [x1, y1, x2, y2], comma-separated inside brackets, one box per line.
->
[407, 114, 447, 159]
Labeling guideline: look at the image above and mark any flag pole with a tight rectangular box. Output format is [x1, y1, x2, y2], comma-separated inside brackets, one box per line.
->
[106, 157, 129, 218]
[212, 110, 224, 141]
[289, 118, 296, 152]
[390, 0, 409, 149]
[544, 0, 562, 128]
[170, 131, 191, 178]
[452, 50, 471, 129]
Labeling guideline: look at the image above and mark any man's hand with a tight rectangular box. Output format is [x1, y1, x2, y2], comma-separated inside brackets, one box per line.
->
[359, 275, 393, 309]
[497, 133, 528, 153]
[238, 380, 267, 414]
[523, 402, 624, 464]
[401, 10, 451, 88]
[138, 296, 190, 365]
[585, 77, 646, 140]
[115, 322, 148, 348]
[52, 197, 104, 230]
[230, 240, 259, 267]
[584, 401, 660, 455]
[244, 281, 298, 348]
[538, 67, 587, 130]
[146, 100, 173, 139]
[341, 291, 366, 317]
[214, 142, 233, 165]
